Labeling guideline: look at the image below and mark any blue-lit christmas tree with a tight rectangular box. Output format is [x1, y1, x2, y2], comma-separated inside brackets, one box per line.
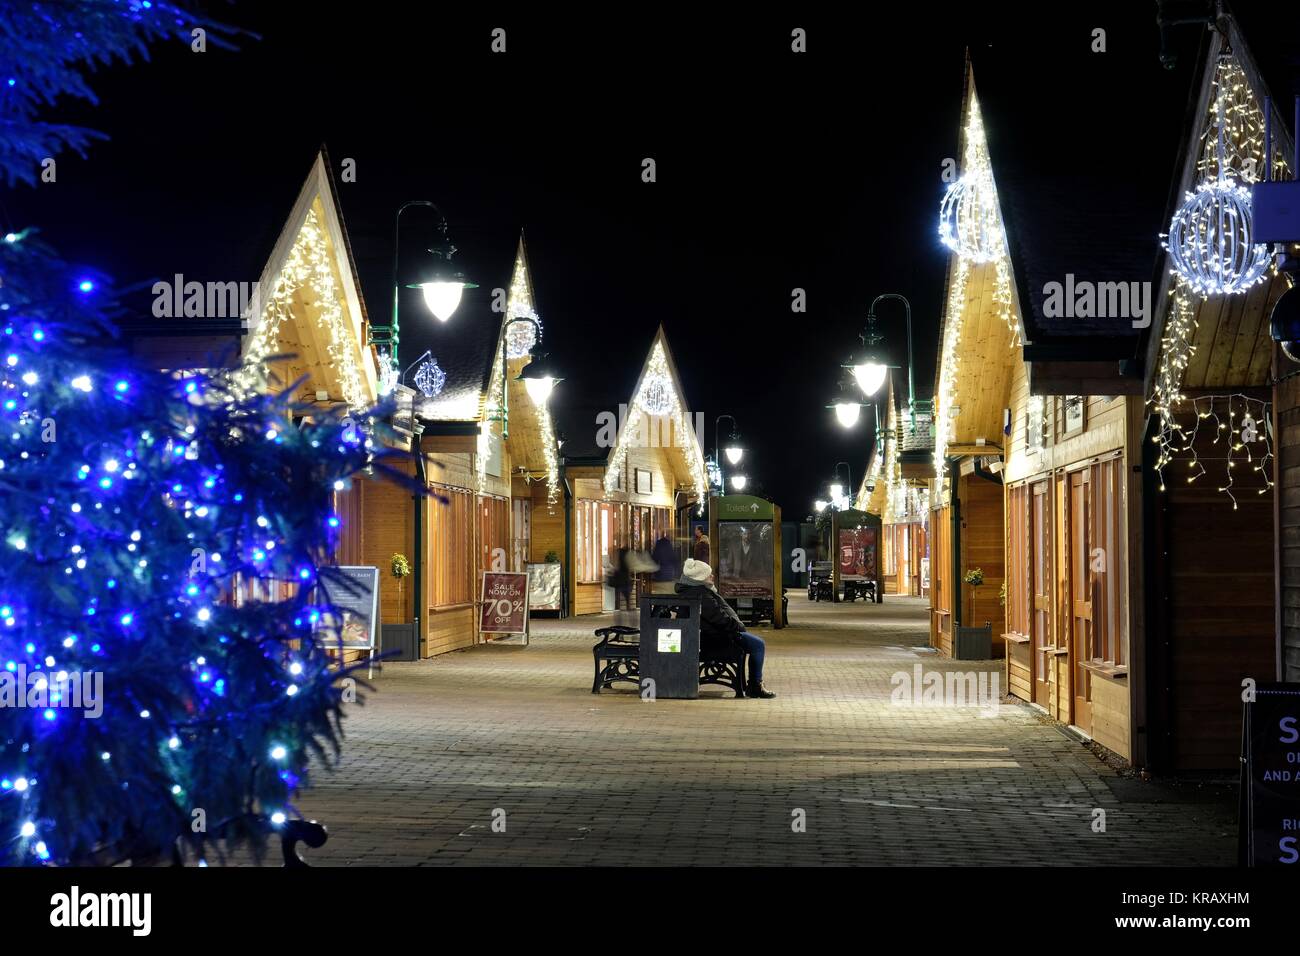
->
[0, 1, 402, 865]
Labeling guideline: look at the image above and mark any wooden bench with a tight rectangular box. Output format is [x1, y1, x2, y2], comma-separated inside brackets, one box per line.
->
[592, 625, 747, 697]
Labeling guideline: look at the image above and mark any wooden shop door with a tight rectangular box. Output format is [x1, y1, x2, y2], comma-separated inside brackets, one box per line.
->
[1030, 480, 1053, 709]
[1068, 469, 1093, 733]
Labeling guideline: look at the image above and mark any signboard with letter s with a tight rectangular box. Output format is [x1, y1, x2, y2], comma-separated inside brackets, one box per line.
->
[1241, 684, 1300, 866]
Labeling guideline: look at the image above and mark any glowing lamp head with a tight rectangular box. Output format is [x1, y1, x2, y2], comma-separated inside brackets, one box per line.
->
[518, 351, 562, 405]
[730, 475, 748, 491]
[724, 445, 744, 465]
[829, 482, 844, 501]
[833, 402, 861, 429]
[814, 499, 828, 513]
[851, 361, 888, 397]
[523, 375, 556, 404]
[419, 281, 466, 322]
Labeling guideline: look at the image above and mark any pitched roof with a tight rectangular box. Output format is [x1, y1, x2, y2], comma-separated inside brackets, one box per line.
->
[969, 35, 1201, 351]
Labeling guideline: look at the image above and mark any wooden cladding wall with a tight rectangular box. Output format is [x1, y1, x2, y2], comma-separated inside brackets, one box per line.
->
[528, 483, 565, 565]
[1163, 483, 1274, 769]
[1279, 370, 1300, 682]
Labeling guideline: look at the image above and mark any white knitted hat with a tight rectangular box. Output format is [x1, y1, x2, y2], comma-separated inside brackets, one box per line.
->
[681, 558, 711, 583]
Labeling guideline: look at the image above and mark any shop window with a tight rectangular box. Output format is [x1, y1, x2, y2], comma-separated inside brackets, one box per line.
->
[1090, 457, 1124, 665]
[429, 485, 473, 608]
[1005, 483, 1030, 636]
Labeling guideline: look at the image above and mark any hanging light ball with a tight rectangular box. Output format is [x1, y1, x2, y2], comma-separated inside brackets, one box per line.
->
[1165, 179, 1271, 296]
[413, 356, 446, 398]
[638, 376, 673, 416]
[938, 174, 1001, 263]
[505, 307, 540, 359]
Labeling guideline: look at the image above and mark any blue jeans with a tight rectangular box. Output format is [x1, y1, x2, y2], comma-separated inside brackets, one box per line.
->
[737, 631, 765, 684]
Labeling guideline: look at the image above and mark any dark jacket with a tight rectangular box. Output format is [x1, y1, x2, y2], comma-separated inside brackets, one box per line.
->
[692, 534, 710, 563]
[675, 578, 743, 654]
[651, 536, 679, 582]
[606, 548, 630, 590]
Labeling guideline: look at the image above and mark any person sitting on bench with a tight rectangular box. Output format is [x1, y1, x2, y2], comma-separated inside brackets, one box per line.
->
[675, 558, 776, 699]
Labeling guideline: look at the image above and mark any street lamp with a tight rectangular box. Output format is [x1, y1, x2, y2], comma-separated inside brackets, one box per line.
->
[730, 474, 748, 491]
[372, 201, 477, 392]
[715, 414, 744, 491]
[814, 499, 828, 513]
[862, 293, 928, 433]
[497, 315, 562, 438]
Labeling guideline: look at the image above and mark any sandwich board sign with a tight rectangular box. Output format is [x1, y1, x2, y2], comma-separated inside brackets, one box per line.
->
[480, 570, 530, 645]
[315, 565, 380, 678]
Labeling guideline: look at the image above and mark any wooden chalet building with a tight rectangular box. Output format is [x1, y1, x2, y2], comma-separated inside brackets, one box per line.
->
[856, 375, 932, 598]
[557, 326, 709, 615]
[124, 151, 564, 658]
[928, 7, 1300, 772]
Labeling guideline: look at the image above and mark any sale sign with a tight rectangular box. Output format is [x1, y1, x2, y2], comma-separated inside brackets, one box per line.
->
[480, 571, 529, 635]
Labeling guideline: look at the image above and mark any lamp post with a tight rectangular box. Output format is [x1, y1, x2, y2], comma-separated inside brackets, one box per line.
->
[371, 201, 477, 392]
[833, 461, 853, 510]
[714, 414, 743, 492]
[862, 293, 926, 433]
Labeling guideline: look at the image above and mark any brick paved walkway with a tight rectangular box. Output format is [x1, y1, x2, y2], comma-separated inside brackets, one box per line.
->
[263, 595, 1234, 866]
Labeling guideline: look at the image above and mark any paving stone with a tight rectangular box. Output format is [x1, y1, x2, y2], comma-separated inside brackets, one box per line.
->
[229, 595, 1234, 866]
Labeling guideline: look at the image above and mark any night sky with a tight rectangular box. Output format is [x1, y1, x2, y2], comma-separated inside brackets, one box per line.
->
[1, 3, 1196, 513]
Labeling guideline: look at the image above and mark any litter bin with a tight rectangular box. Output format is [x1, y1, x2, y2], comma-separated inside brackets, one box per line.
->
[639, 596, 701, 699]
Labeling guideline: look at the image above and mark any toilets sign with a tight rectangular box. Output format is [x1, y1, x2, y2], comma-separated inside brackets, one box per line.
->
[717, 495, 773, 521]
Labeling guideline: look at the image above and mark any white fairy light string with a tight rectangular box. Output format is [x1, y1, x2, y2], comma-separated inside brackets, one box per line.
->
[235, 207, 369, 409]
[939, 97, 1001, 264]
[1152, 53, 1284, 505]
[1151, 392, 1273, 509]
[604, 341, 708, 504]
[1165, 54, 1276, 297]
[934, 90, 1022, 481]
[478, 245, 559, 501]
[504, 246, 541, 359]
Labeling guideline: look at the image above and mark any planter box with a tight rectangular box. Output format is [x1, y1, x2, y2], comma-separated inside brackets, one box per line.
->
[381, 623, 418, 662]
[954, 624, 993, 660]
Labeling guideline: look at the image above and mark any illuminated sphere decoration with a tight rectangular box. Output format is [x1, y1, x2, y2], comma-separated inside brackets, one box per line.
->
[505, 308, 540, 359]
[413, 356, 446, 398]
[1165, 179, 1271, 296]
[938, 174, 1001, 263]
[638, 375, 674, 416]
